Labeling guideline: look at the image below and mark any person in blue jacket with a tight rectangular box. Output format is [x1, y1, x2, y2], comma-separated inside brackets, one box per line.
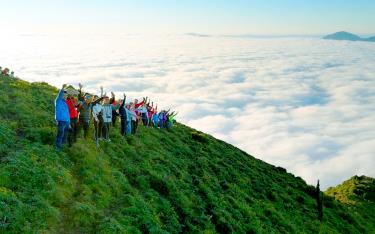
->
[125, 104, 134, 135]
[55, 86, 70, 149]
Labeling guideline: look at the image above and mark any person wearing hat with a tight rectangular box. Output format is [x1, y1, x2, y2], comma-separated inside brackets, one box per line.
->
[101, 93, 117, 141]
[77, 84, 103, 139]
[55, 86, 70, 149]
[92, 94, 104, 141]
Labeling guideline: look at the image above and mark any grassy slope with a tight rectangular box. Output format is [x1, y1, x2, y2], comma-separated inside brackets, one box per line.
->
[325, 176, 375, 232]
[0, 74, 373, 233]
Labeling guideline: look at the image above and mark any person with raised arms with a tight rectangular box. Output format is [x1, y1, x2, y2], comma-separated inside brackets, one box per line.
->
[139, 99, 149, 126]
[55, 86, 70, 150]
[101, 90, 119, 141]
[167, 111, 178, 129]
[133, 97, 146, 131]
[118, 93, 127, 136]
[147, 102, 154, 127]
[126, 103, 134, 135]
[77, 84, 103, 140]
[158, 110, 165, 129]
[110, 92, 120, 127]
[152, 105, 159, 128]
[101, 94, 111, 141]
[92, 87, 105, 141]
[119, 94, 137, 136]
[65, 89, 79, 146]
[129, 102, 139, 134]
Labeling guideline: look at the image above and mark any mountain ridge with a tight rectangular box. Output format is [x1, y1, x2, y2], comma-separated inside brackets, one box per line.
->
[0, 74, 374, 233]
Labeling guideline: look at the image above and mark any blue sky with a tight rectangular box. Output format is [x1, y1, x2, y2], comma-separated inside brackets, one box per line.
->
[2, 0, 374, 35]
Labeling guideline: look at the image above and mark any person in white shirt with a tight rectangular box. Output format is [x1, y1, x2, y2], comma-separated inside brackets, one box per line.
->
[101, 95, 116, 141]
[92, 95, 103, 141]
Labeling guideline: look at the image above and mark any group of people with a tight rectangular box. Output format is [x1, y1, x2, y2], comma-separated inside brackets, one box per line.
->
[55, 83, 178, 149]
[0, 66, 15, 78]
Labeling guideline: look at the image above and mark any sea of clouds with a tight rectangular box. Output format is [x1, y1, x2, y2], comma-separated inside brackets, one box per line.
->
[1, 34, 374, 189]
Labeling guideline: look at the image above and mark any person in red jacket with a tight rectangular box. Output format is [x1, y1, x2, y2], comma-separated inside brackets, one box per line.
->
[66, 93, 79, 146]
[132, 97, 146, 133]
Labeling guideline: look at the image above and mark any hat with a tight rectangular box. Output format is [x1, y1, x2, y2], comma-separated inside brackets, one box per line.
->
[66, 89, 79, 95]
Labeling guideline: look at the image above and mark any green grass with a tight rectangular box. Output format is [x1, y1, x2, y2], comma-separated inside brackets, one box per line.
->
[325, 176, 375, 233]
[0, 74, 374, 233]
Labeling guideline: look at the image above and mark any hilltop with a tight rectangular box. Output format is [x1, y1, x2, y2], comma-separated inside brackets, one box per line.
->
[325, 176, 375, 232]
[323, 31, 375, 42]
[0, 74, 374, 233]
[326, 175, 375, 204]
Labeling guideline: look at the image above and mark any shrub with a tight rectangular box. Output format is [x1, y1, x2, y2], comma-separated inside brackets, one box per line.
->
[191, 131, 209, 143]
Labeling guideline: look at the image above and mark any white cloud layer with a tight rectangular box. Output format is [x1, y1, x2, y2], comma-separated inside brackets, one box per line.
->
[1, 34, 375, 189]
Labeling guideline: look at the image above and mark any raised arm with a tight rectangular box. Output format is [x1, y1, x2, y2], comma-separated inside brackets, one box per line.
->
[56, 87, 65, 100]
[92, 96, 104, 105]
[120, 94, 127, 108]
[145, 97, 150, 106]
[78, 83, 84, 101]
[110, 92, 115, 104]
[134, 98, 145, 108]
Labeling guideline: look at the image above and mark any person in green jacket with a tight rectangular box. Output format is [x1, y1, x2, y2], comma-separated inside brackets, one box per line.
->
[166, 111, 178, 129]
[77, 83, 103, 139]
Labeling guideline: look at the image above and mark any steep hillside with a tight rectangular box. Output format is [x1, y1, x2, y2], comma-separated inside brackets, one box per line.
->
[0, 74, 374, 233]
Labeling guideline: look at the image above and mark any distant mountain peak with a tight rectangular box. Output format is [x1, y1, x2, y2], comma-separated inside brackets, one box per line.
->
[185, 33, 211, 37]
[323, 31, 375, 42]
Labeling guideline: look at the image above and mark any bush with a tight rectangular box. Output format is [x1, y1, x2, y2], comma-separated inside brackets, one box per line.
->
[191, 131, 209, 143]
